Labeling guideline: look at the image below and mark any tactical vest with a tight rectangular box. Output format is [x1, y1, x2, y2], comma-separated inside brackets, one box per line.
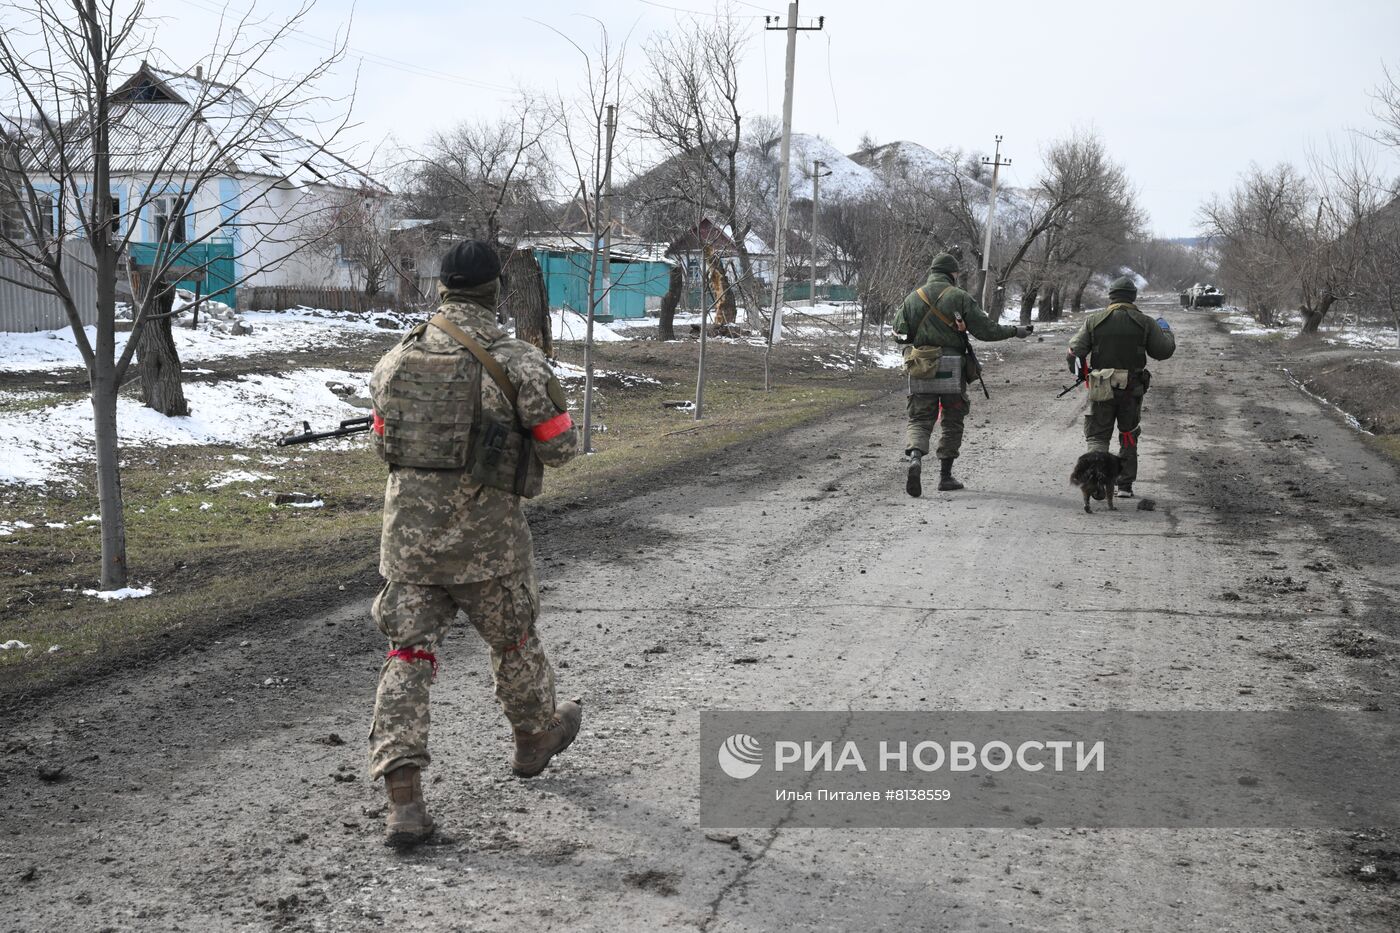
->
[1087, 303, 1151, 372]
[371, 321, 543, 498]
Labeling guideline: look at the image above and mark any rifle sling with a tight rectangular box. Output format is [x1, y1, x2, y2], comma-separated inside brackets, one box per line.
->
[913, 286, 960, 339]
[428, 313, 519, 407]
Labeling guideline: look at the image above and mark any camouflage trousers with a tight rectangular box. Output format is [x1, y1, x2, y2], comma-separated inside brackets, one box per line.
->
[1085, 389, 1144, 484]
[905, 392, 970, 460]
[368, 567, 556, 779]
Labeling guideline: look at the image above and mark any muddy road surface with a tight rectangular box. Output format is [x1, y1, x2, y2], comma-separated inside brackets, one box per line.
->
[3, 304, 1400, 931]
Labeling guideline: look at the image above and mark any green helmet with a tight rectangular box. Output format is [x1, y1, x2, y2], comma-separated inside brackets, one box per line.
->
[1107, 275, 1138, 302]
[929, 252, 960, 276]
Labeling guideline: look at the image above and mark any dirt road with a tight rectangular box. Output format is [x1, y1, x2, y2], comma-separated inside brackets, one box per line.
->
[3, 303, 1399, 931]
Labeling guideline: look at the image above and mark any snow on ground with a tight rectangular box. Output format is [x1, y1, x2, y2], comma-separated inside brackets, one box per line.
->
[81, 585, 154, 601]
[0, 368, 364, 485]
[551, 360, 660, 388]
[0, 309, 408, 373]
[552, 309, 628, 343]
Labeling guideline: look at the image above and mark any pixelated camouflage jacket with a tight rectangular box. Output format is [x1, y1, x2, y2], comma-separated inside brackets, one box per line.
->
[372, 281, 579, 585]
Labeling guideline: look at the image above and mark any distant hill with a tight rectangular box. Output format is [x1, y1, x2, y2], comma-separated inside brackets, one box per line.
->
[848, 140, 975, 188]
[772, 134, 881, 203]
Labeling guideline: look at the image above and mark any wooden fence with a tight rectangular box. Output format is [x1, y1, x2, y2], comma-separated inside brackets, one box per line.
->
[241, 286, 420, 313]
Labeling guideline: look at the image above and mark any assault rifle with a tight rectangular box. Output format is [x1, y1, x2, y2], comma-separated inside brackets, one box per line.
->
[277, 415, 372, 447]
[961, 335, 991, 400]
[1058, 356, 1088, 398]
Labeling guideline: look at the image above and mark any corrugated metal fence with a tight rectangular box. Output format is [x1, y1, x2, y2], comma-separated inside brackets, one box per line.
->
[0, 241, 98, 332]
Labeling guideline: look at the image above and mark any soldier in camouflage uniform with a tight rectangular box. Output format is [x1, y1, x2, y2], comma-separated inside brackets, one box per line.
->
[891, 251, 1031, 496]
[367, 240, 582, 848]
[1066, 276, 1176, 496]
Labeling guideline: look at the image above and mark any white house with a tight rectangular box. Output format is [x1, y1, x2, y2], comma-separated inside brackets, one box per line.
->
[61, 62, 383, 303]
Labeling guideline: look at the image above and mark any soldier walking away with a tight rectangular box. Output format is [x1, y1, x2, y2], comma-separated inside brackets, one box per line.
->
[1066, 275, 1176, 497]
[366, 240, 583, 849]
[892, 251, 1032, 496]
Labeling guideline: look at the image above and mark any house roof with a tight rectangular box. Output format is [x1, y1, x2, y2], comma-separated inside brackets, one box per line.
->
[519, 232, 675, 265]
[57, 63, 381, 192]
[667, 219, 770, 258]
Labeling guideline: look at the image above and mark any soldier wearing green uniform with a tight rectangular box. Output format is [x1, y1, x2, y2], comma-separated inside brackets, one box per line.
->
[1066, 276, 1176, 497]
[366, 240, 583, 848]
[892, 251, 1031, 496]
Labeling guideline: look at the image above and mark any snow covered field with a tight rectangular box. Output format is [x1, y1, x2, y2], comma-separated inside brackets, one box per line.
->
[0, 309, 408, 373]
[1215, 306, 1400, 349]
[0, 368, 365, 485]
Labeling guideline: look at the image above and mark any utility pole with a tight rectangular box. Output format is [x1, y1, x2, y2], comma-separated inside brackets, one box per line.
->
[582, 103, 616, 454]
[810, 159, 831, 305]
[763, 2, 824, 390]
[979, 135, 1011, 315]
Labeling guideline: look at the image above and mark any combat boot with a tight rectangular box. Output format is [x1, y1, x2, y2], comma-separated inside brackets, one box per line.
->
[383, 764, 434, 849]
[938, 458, 964, 491]
[905, 451, 923, 498]
[512, 698, 583, 778]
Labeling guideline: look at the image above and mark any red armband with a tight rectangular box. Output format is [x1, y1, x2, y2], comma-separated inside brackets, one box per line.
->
[531, 411, 573, 442]
[371, 409, 385, 436]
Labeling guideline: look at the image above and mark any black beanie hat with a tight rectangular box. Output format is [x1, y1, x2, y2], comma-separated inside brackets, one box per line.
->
[439, 240, 501, 289]
[1107, 275, 1138, 302]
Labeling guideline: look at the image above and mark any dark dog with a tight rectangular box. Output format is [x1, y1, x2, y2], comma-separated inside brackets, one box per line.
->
[1070, 452, 1122, 514]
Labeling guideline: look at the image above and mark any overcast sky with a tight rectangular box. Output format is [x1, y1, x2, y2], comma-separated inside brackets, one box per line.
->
[138, 0, 1400, 238]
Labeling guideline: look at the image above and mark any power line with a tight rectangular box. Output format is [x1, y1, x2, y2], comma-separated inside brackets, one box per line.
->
[636, 0, 767, 19]
[169, 0, 517, 94]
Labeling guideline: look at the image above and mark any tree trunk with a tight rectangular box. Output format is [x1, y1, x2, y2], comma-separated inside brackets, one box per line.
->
[733, 241, 766, 333]
[856, 297, 869, 356]
[91, 372, 129, 589]
[704, 244, 737, 329]
[1050, 286, 1064, 320]
[1037, 283, 1057, 322]
[658, 263, 683, 341]
[1299, 292, 1337, 334]
[1019, 282, 1039, 325]
[506, 249, 552, 357]
[1071, 271, 1091, 313]
[138, 283, 189, 416]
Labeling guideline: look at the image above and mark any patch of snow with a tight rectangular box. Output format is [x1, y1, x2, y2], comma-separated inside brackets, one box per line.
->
[0, 309, 408, 374]
[81, 584, 154, 600]
[207, 470, 275, 489]
[551, 309, 628, 343]
[0, 369, 364, 486]
[1, 640, 31, 650]
[284, 499, 325, 509]
[47, 645, 60, 653]
[551, 360, 659, 388]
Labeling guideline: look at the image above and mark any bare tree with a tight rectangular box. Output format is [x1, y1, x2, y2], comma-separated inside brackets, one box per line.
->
[1199, 154, 1375, 333]
[637, 6, 773, 328]
[0, 0, 352, 588]
[310, 187, 394, 296]
[404, 98, 555, 244]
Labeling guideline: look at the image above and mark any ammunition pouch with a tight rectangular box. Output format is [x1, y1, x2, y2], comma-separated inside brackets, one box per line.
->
[1087, 368, 1131, 403]
[902, 344, 944, 380]
[909, 351, 964, 395]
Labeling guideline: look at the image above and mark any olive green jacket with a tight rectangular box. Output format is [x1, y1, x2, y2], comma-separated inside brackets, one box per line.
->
[1068, 302, 1176, 371]
[891, 271, 1017, 349]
